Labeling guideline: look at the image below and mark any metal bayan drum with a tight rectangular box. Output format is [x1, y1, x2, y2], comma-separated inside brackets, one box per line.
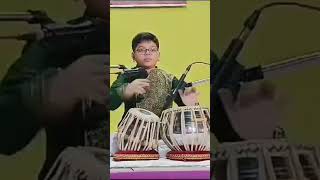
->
[212, 139, 320, 180]
[160, 106, 210, 161]
[114, 108, 161, 161]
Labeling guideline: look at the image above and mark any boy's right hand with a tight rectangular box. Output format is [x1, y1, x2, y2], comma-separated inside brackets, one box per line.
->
[123, 79, 150, 100]
[218, 80, 281, 140]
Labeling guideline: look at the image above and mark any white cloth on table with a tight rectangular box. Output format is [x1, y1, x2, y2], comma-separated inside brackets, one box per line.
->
[111, 157, 210, 169]
[110, 133, 210, 170]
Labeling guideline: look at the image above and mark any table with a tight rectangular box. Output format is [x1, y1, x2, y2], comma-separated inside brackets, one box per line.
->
[110, 158, 210, 179]
[110, 135, 210, 179]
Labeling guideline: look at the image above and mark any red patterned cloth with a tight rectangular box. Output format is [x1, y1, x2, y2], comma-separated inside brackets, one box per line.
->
[167, 151, 210, 161]
[114, 150, 160, 161]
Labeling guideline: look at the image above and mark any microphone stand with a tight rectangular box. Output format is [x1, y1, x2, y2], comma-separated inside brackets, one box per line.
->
[0, 10, 103, 41]
[163, 65, 192, 108]
[212, 2, 320, 143]
[0, 10, 53, 24]
[243, 51, 320, 81]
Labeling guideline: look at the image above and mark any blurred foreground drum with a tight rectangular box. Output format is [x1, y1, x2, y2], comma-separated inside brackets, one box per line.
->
[114, 108, 161, 161]
[160, 106, 210, 161]
[44, 147, 108, 180]
[212, 139, 320, 180]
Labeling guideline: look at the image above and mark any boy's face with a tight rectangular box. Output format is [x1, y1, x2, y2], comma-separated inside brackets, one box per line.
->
[132, 41, 160, 69]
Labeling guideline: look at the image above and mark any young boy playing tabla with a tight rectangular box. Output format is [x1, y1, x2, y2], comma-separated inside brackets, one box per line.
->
[110, 32, 199, 119]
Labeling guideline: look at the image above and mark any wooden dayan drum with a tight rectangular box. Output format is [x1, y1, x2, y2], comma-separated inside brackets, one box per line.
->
[114, 108, 161, 161]
[160, 106, 210, 161]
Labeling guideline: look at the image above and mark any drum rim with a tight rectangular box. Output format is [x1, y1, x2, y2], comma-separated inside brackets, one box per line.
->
[161, 106, 210, 114]
[128, 108, 160, 122]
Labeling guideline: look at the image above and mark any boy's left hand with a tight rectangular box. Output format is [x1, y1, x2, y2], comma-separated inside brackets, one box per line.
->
[179, 87, 200, 106]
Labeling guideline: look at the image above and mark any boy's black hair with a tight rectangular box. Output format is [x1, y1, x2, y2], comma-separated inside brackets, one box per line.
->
[132, 32, 159, 51]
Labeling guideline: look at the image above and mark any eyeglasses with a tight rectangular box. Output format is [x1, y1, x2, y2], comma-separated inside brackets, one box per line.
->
[135, 48, 158, 54]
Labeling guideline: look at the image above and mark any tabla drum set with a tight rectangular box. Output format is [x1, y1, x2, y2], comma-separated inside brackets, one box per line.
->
[212, 139, 320, 180]
[113, 106, 211, 161]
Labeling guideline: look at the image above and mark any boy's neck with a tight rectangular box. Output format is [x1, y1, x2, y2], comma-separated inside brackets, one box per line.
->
[146, 67, 156, 74]
[135, 65, 157, 73]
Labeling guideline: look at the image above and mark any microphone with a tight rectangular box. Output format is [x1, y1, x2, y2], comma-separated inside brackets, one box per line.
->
[41, 20, 97, 38]
[164, 64, 192, 108]
[212, 2, 320, 143]
[213, 2, 320, 98]
[185, 78, 210, 88]
[212, 9, 261, 143]
[0, 31, 44, 41]
[212, 10, 260, 96]
[0, 10, 53, 24]
[0, 19, 103, 41]
[110, 65, 127, 69]
[123, 68, 148, 83]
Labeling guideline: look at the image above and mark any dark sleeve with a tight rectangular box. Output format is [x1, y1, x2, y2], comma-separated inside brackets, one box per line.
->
[211, 50, 219, 66]
[211, 50, 219, 79]
[110, 74, 128, 111]
[0, 41, 58, 155]
[171, 76, 186, 106]
[211, 50, 243, 142]
[0, 94, 40, 155]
